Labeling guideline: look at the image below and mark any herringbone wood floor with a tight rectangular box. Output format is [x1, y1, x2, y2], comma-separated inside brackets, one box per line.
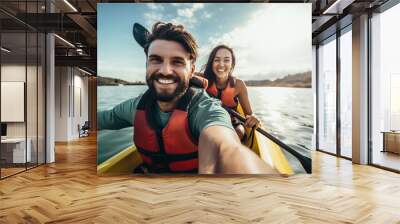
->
[1, 134, 399, 223]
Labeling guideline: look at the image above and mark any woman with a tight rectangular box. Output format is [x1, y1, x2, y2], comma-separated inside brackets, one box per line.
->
[203, 45, 260, 141]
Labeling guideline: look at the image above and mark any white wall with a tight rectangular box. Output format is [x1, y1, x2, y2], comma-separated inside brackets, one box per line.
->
[75, 71, 89, 139]
[55, 66, 69, 141]
[1, 64, 26, 82]
[55, 67, 89, 141]
[1, 82, 25, 122]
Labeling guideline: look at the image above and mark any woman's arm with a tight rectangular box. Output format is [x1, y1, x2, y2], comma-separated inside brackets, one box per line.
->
[236, 79, 253, 115]
[236, 79, 259, 128]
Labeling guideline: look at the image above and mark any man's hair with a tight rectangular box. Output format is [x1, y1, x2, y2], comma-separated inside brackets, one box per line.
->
[144, 22, 198, 63]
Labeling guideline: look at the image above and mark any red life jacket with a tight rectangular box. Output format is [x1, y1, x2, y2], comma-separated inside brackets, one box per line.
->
[207, 77, 238, 109]
[133, 89, 198, 173]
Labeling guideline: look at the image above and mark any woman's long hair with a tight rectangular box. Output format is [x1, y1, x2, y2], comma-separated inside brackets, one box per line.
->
[203, 45, 236, 86]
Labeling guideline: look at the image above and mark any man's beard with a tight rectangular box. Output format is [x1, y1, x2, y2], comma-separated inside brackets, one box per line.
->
[146, 73, 189, 102]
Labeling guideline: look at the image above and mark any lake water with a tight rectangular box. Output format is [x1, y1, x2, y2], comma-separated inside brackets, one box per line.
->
[98, 85, 313, 156]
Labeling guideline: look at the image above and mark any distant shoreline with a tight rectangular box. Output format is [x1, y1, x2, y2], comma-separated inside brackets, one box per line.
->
[97, 76, 146, 86]
[243, 72, 311, 88]
[97, 71, 312, 88]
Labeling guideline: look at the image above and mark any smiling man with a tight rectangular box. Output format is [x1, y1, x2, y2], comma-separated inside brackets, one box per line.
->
[98, 22, 276, 174]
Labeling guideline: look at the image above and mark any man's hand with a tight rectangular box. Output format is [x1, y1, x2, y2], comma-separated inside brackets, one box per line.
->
[198, 125, 278, 174]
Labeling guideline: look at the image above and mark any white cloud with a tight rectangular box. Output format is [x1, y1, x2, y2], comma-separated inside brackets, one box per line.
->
[202, 12, 212, 19]
[171, 17, 196, 29]
[144, 4, 206, 30]
[177, 8, 194, 18]
[200, 4, 311, 80]
[172, 3, 205, 29]
[144, 3, 166, 27]
[177, 3, 204, 18]
[171, 3, 184, 7]
[147, 3, 164, 11]
[144, 11, 164, 27]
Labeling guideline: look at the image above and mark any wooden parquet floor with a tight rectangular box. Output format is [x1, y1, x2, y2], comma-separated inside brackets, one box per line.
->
[1, 134, 400, 224]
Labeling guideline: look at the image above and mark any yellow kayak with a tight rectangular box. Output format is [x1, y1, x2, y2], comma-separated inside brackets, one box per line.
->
[97, 104, 294, 175]
[236, 104, 293, 175]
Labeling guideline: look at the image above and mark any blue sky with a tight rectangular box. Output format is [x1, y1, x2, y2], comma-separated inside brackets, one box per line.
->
[98, 3, 311, 82]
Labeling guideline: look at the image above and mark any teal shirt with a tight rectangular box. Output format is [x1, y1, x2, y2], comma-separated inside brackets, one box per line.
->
[98, 88, 233, 139]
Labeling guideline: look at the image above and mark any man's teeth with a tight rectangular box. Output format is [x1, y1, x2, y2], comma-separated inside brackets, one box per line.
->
[158, 78, 175, 84]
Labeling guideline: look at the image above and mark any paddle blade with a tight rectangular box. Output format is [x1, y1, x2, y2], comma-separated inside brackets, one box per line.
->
[133, 23, 150, 48]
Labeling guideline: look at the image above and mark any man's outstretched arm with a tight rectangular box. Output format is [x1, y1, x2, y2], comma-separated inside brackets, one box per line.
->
[97, 98, 138, 130]
[198, 125, 278, 174]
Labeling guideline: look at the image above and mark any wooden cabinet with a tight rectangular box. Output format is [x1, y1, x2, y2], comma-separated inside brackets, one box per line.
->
[382, 132, 400, 154]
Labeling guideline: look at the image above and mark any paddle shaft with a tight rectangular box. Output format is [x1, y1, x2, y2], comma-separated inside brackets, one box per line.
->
[225, 107, 312, 173]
